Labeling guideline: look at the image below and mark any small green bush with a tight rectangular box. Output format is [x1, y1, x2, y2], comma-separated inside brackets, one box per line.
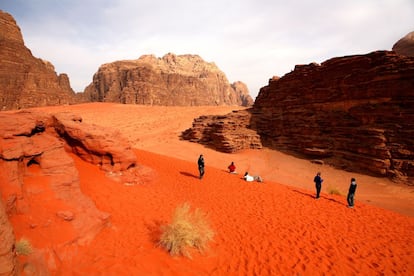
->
[15, 238, 33, 256]
[158, 202, 214, 258]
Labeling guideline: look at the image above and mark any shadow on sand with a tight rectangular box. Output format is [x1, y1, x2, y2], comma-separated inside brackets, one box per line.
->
[292, 189, 345, 206]
[292, 189, 315, 199]
[180, 171, 199, 179]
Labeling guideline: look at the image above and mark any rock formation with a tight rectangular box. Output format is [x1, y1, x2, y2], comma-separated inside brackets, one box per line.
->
[52, 113, 136, 172]
[231, 81, 254, 106]
[393, 31, 414, 57]
[181, 109, 262, 153]
[0, 11, 76, 111]
[0, 199, 16, 276]
[0, 110, 140, 273]
[83, 53, 253, 106]
[182, 51, 414, 183]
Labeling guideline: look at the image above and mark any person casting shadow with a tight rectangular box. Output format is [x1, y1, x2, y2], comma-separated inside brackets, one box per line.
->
[313, 172, 323, 199]
[347, 177, 357, 208]
[197, 154, 205, 179]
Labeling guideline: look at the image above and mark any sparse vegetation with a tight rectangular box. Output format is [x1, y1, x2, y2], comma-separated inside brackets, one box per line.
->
[15, 238, 33, 256]
[158, 202, 214, 258]
[328, 186, 342, 196]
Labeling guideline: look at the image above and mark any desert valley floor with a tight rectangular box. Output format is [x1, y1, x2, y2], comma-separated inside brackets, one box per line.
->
[5, 103, 414, 275]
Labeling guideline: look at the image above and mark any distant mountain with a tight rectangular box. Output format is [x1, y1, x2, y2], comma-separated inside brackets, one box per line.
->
[82, 53, 253, 106]
[392, 31, 414, 57]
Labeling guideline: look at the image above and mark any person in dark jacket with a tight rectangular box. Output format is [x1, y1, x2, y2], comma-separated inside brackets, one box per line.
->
[347, 178, 357, 208]
[313, 172, 323, 199]
[197, 154, 205, 179]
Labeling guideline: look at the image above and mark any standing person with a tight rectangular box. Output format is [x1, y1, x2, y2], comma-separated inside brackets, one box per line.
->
[313, 172, 323, 199]
[228, 162, 236, 173]
[197, 154, 205, 179]
[347, 178, 357, 208]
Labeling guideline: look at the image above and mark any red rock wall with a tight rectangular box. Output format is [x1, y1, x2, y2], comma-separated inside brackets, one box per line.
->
[82, 53, 253, 106]
[0, 11, 76, 111]
[0, 199, 16, 276]
[0, 110, 141, 273]
[181, 109, 262, 153]
[181, 51, 414, 183]
[252, 51, 414, 182]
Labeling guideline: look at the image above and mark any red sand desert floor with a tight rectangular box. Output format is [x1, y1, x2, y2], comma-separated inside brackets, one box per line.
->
[6, 103, 414, 275]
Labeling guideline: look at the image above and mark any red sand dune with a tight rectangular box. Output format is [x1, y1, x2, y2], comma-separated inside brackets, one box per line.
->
[9, 103, 414, 274]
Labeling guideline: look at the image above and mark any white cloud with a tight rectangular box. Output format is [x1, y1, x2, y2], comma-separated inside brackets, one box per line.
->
[2, 0, 414, 97]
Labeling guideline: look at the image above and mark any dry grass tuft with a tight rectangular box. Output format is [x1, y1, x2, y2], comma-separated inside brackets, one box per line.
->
[328, 186, 342, 196]
[15, 238, 33, 256]
[158, 202, 214, 258]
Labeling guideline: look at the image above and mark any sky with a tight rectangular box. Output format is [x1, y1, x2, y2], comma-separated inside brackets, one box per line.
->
[1, 0, 413, 98]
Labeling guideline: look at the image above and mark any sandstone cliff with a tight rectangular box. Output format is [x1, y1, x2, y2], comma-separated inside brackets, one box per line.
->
[0, 199, 16, 276]
[182, 51, 414, 183]
[393, 31, 414, 57]
[0, 11, 76, 111]
[181, 109, 262, 153]
[0, 110, 141, 273]
[82, 53, 253, 106]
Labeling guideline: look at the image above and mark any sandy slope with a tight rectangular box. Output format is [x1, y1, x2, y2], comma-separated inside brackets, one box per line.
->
[9, 103, 414, 274]
[35, 103, 414, 217]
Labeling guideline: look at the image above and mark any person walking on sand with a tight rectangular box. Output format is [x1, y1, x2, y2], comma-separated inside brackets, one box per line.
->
[314, 172, 323, 199]
[228, 162, 236, 174]
[197, 154, 205, 179]
[347, 178, 357, 208]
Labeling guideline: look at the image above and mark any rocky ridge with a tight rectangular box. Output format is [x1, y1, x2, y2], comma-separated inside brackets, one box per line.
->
[83, 53, 253, 106]
[393, 31, 414, 57]
[0, 110, 140, 274]
[182, 51, 414, 183]
[181, 109, 261, 153]
[0, 11, 77, 111]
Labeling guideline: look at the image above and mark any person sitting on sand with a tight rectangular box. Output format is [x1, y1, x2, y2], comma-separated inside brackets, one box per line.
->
[244, 172, 254, 182]
[244, 172, 263, 183]
[228, 162, 237, 174]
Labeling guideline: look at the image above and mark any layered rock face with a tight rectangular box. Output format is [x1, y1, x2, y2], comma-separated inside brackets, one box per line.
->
[0, 110, 140, 273]
[393, 31, 414, 57]
[0, 200, 16, 276]
[252, 51, 414, 182]
[83, 53, 253, 106]
[182, 51, 414, 183]
[0, 11, 76, 111]
[181, 109, 262, 153]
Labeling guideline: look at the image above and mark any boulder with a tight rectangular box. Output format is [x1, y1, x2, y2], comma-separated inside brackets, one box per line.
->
[181, 109, 262, 153]
[52, 112, 136, 172]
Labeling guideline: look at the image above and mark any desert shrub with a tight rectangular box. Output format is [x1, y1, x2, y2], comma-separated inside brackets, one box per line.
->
[328, 186, 342, 196]
[158, 202, 214, 258]
[15, 238, 33, 255]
